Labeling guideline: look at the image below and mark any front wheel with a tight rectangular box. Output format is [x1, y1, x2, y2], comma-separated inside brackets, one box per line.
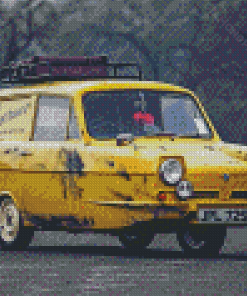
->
[177, 225, 226, 257]
[118, 230, 154, 250]
[0, 198, 34, 250]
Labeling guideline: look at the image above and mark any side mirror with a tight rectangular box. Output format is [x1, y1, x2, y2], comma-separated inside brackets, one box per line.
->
[116, 133, 134, 146]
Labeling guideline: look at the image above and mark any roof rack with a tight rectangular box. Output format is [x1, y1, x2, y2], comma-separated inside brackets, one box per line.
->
[0, 56, 142, 83]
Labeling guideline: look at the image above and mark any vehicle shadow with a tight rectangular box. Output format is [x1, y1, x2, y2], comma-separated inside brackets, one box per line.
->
[17, 245, 247, 260]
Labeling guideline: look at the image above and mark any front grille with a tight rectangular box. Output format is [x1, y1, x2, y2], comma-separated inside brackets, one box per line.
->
[231, 191, 247, 199]
[189, 191, 219, 199]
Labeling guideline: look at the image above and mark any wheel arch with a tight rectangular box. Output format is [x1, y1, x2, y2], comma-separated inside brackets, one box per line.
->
[0, 191, 12, 200]
[0, 191, 24, 214]
[0, 191, 35, 228]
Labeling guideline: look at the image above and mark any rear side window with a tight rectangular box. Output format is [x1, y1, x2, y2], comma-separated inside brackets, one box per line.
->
[34, 96, 80, 141]
[34, 96, 70, 141]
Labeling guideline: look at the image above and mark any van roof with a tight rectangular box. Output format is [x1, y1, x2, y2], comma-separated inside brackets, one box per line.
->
[0, 80, 194, 98]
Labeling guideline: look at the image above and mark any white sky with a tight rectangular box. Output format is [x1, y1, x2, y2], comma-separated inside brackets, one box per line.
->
[2, 0, 17, 8]
[1, 0, 65, 9]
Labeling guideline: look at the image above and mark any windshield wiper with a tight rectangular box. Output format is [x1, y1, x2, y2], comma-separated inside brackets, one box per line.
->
[150, 132, 177, 137]
[150, 132, 209, 139]
[174, 132, 210, 139]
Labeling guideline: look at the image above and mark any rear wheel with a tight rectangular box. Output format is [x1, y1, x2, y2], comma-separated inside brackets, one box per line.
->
[0, 198, 34, 250]
[177, 224, 226, 257]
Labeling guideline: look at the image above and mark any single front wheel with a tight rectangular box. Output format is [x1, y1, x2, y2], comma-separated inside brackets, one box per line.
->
[118, 230, 154, 250]
[177, 224, 226, 257]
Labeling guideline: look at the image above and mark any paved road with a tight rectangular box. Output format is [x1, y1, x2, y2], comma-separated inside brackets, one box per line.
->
[0, 227, 247, 296]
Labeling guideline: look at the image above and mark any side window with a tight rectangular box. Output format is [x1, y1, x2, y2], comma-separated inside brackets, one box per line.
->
[34, 96, 70, 141]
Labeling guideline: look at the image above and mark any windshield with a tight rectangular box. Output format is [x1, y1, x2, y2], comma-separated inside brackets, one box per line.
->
[83, 90, 212, 139]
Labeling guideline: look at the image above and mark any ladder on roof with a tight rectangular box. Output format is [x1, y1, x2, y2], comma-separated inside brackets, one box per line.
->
[0, 56, 142, 83]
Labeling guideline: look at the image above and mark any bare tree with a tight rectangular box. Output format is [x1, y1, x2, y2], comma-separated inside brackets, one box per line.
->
[1, 0, 45, 66]
[1, 0, 245, 84]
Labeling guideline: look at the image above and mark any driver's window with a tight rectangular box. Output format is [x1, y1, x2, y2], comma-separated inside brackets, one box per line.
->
[34, 96, 70, 141]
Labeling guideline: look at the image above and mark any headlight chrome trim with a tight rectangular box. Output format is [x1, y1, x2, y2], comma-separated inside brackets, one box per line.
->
[176, 180, 194, 201]
[159, 158, 183, 185]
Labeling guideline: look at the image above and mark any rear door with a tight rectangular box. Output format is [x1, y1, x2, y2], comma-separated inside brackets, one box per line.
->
[19, 94, 79, 217]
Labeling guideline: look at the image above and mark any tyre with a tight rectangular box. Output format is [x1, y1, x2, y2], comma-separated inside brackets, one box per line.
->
[118, 230, 154, 250]
[177, 224, 226, 257]
[0, 198, 34, 251]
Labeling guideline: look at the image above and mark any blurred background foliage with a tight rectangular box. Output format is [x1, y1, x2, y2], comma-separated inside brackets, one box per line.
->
[0, 0, 246, 145]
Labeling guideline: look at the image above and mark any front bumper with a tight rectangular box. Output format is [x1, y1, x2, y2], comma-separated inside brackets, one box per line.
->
[85, 199, 247, 225]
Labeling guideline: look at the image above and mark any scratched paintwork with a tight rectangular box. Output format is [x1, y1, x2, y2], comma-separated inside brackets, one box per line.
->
[0, 80, 246, 230]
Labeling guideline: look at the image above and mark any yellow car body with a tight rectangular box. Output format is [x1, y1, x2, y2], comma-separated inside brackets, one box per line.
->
[0, 79, 246, 252]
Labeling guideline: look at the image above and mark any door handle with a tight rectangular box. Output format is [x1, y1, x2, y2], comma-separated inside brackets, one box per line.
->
[4, 149, 32, 156]
[116, 133, 134, 146]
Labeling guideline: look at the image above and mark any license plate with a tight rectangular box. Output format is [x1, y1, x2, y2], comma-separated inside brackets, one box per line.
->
[198, 208, 247, 223]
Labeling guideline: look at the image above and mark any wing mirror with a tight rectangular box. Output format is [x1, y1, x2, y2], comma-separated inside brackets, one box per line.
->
[116, 133, 134, 146]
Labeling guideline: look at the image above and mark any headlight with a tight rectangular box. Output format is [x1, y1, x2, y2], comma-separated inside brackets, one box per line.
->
[159, 159, 182, 185]
[176, 180, 194, 200]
